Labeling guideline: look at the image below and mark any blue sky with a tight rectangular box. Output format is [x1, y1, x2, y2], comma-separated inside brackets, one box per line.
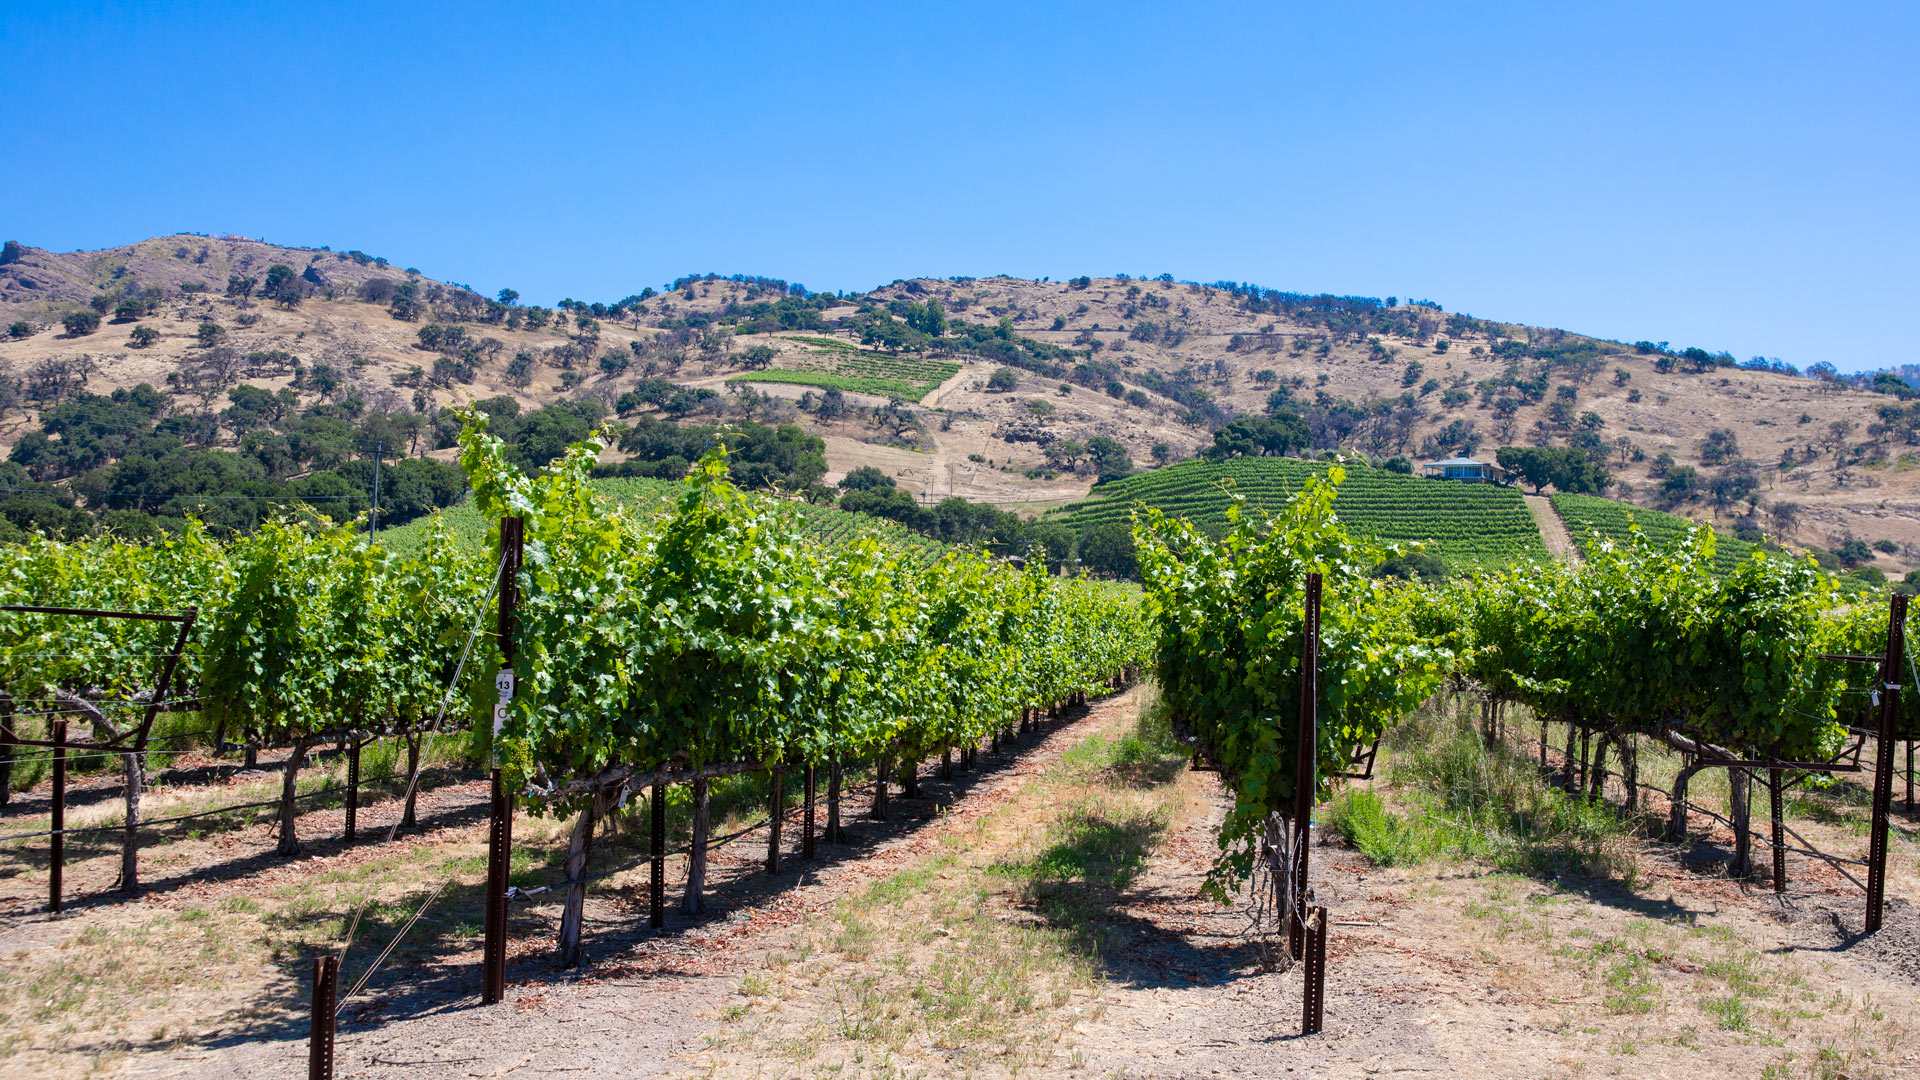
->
[3, 2, 1913, 372]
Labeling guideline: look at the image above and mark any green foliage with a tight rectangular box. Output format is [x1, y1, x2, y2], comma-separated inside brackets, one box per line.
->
[1206, 413, 1307, 460]
[1078, 520, 1135, 578]
[1058, 457, 1547, 574]
[1331, 705, 1639, 878]
[1453, 527, 1845, 758]
[61, 310, 101, 336]
[127, 325, 159, 348]
[455, 413, 1150, 814]
[1135, 467, 1449, 894]
[7, 321, 31, 339]
[1549, 493, 1764, 577]
[261, 264, 302, 308]
[608, 414, 825, 492]
[728, 347, 959, 402]
[839, 465, 894, 492]
[1495, 445, 1611, 494]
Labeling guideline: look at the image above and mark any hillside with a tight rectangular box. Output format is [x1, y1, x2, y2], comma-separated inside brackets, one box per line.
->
[0, 236, 1914, 579]
[377, 474, 949, 560]
[1549, 492, 1765, 576]
[1049, 457, 1548, 573]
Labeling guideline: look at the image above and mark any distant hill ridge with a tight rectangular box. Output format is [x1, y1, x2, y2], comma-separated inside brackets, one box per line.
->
[0, 235, 1913, 581]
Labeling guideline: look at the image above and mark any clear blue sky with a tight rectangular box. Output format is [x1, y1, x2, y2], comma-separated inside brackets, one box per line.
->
[3, 2, 1913, 372]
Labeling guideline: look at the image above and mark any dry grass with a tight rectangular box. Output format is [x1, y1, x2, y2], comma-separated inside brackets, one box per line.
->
[0, 734, 898, 1079]
[693, 689, 1190, 1079]
[1327, 694, 1920, 1077]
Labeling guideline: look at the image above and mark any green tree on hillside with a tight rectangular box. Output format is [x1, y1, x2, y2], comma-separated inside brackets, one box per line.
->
[62, 310, 101, 336]
[505, 351, 535, 388]
[262, 264, 302, 308]
[1495, 445, 1612, 495]
[1207, 412, 1308, 459]
[389, 281, 422, 321]
[838, 465, 894, 492]
[1086, 435, 1132, 482]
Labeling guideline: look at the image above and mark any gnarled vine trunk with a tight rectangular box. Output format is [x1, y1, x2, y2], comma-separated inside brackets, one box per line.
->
[1728, 767, 1753, 878]
[1563, 721, 1578, 788]
[402, 733, 422, 828]
[277, 737, 317, 856]
[1668, 760, 1706, 842]
[870, 756, 891, 820]
[1589, 734, 1612, 804]
[683, 776, 710, 913]
[54, 690, 145, 889]
[558, 787, 612, 967]
[1259, 810, 1305, 970]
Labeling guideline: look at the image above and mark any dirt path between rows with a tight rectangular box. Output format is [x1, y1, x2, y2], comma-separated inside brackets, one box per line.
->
[16, 688, 1920, 1079]
[128, 698, 1134, 1079]
[1525, 493, 1581, 563]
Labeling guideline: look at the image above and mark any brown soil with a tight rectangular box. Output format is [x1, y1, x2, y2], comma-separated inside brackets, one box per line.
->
[9, 693, 1920, 1078]
[1526, 494, 1581, 562]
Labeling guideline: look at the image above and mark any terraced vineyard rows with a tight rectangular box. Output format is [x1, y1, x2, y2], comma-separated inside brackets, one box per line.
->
[1054, 457, 1549, 573]
[1549, 492, 1762, 576]
[731, 339, 961, 401]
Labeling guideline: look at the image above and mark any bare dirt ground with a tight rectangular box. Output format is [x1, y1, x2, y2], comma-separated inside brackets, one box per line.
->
[1526, 494, 1581, 562]
[9, 691, 1920, 1079]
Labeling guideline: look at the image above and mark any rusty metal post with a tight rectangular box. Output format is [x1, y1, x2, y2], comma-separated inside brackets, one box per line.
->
[0, 697, 14, 807]
[1867, 592, 1908, 934]
[1578, 728, 1591, 793]
[481, 769, 512, 1003]
[49, 719, 66, 913]
[481, 516, 522, 1005]
[308, 954, 338, 1080]
[1289, 573, 1321, 961]
[344, 740, 360, 843]
[650, 778, 666, 928]
[1770, 767, 1786, 894]
[766, 769, 784, 875]
[803, 763, 816, 861]
[1301, 906, 1327, 1035]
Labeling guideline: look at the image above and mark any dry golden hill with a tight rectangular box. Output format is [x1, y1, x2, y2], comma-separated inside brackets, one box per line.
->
[0, 237, 1913, 576]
